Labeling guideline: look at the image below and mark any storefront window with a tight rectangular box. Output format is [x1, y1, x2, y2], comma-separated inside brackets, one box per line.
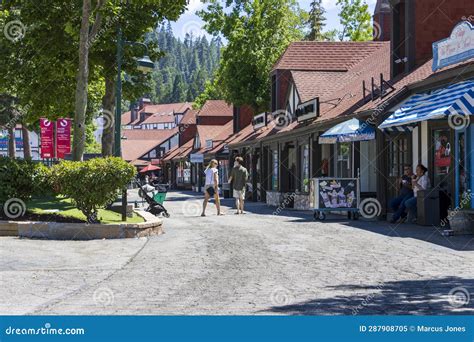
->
[177, 161, 191, 184]
[388, 137, 409, 177]
[433, 129, 452, 191]
[336, 143, 351, 178]
[301, 144, 310, 192]
[272, 149, 279, 190]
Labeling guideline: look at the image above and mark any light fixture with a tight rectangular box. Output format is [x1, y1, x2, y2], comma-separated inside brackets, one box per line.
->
[137, 55, 155, 73]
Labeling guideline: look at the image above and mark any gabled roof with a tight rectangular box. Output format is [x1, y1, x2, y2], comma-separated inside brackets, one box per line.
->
[180, 108, 199, 126]
[272, 41, 389, 72]
[163, 139, 194, 161]
[198, 100, 233, 117]
[122, 128, 178, 141]
[121, 102, 192, 126]
[195, 121, 234, 154]
[122, 140, 160, 162]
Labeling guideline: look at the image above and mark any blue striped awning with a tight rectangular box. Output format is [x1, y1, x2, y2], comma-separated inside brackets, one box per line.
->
[319, 118, 375, 144]
[379, 80, 474, 130]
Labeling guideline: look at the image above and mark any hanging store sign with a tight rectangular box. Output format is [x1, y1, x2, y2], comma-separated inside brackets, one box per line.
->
[40, 118, 54, 158]
[190, 153, 204, 163]
[296, 98, 319, 122]
[56, 118, 71, 159]
[252, 112, 267, 130]
[432, 21, 474, 71]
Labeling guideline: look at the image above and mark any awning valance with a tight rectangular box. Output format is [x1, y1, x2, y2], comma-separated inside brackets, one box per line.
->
[319, 118, 375, 144]
[379, 80, 474, 131]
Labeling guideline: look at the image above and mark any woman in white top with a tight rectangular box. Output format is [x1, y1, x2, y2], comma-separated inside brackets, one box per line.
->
[404, 164, 430, 223]
[201, 159, 223, 216]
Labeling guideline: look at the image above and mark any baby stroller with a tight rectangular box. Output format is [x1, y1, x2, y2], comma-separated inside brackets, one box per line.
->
[136, 181, 170, 218]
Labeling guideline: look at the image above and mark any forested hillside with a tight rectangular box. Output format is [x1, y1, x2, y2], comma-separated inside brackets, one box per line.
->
[147, 23, 222, 104]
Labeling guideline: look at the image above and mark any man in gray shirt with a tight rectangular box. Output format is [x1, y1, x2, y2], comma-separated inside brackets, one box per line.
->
[228, 156, 249, 214]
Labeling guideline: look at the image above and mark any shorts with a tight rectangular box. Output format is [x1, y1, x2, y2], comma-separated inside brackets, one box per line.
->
[233, 189, 245, 199]
[204, 185, 216, 197]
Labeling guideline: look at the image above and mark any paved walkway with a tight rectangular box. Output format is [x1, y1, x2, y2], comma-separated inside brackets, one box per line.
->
[1, 191, 473, 315]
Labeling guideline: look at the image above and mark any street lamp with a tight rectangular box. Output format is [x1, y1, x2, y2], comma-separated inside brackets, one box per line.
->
[114, 19, 155, 221]
[114, 37, 155, 158]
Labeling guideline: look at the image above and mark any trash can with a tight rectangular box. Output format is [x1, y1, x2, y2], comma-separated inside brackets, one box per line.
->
[417, 190, 440, 226]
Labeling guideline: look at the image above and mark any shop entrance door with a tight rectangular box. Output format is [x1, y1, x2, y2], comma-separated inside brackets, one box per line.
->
[386, 134, 411, 209]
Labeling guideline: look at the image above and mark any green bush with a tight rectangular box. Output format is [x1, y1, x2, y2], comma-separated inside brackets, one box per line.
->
[0, 157, 50, 217]
[50, 157, 136, 223]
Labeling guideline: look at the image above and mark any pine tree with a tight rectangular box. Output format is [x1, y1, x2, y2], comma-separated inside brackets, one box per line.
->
[170, 74, 186, 102]
[307, 0, 326, 41]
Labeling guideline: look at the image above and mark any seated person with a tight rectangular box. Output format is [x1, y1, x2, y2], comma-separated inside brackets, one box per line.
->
[404, 164, 431, 223]
[389, 165, 414, 223]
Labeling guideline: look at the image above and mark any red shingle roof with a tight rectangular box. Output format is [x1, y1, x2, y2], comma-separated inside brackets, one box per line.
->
[180, 108, 199, 125]
[121, 102, 192, 126]
[122, 128, 178, 141]
[198, 100, 233, 117]
[163, 139, 194, 161]
[272, 41, 389, 72]
[122, 140, 160, 162]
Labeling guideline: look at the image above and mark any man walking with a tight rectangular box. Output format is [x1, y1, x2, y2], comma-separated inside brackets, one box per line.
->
[228, 156, 249, 215]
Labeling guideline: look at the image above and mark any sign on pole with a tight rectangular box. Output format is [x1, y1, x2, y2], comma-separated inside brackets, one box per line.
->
[56, 118, 71, 159]
[40, 118, 54, 158]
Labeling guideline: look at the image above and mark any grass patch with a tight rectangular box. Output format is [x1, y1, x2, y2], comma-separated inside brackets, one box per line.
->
[27, 196, 144, 224]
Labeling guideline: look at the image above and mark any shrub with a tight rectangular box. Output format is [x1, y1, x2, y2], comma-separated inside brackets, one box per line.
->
[0, 157, 50, 217]
[50, 157, 136, 223]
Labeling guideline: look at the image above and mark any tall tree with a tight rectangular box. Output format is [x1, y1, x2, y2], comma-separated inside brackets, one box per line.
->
[73, 0, 105, 161]
[307, 0, 326, 41]
[198, 0, 305, 112]
[336, 0, 373, 41]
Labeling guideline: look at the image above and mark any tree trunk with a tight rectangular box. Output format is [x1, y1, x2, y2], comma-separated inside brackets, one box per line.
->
[7, 126, 15, 159]
[21, 125, 31, 159]
[101, 76, 115, 157]
[72, 0, 92, 161]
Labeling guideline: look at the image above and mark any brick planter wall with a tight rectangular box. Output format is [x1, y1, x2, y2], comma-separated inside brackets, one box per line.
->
[294, 194, 310, 211]
[266, 191, 282, 207]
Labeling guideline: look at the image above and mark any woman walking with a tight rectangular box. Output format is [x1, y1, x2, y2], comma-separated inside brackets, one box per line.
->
[201, 159, 224, 216]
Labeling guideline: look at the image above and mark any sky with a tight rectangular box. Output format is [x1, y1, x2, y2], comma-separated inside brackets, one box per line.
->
[171, 0, 378, 40]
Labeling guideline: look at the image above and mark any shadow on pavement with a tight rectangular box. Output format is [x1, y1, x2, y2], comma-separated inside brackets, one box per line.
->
[262, 277, 474, 315]
[147, 191, 474, 252]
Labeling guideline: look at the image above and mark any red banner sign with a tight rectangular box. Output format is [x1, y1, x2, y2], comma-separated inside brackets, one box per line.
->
[56, 118, 71, 159]
[40, 118, 54, 158]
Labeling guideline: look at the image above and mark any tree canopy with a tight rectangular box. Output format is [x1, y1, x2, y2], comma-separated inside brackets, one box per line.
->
[198, 0, 305, 112]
